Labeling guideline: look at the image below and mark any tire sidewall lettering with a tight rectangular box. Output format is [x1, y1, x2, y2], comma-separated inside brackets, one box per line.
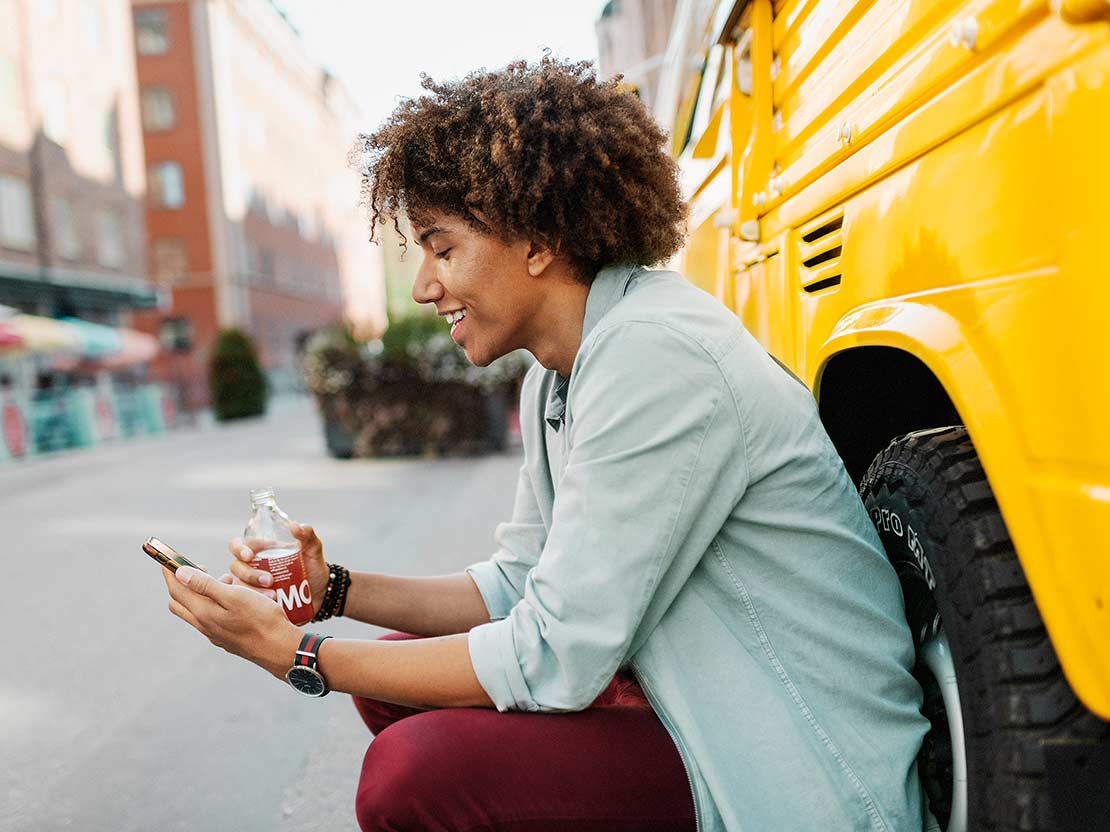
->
[870, 506, 936, 591]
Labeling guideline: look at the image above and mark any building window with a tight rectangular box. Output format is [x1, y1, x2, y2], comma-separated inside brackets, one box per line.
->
[140, 88, 176, 131]
[152, 237, 188, 283]
[95, 210, 126, 269]
[259, 248, 274, 281]
[148, 161, 184, 208]
[42, 80, 68, 145]
[53, 198, 79, 260]
[134, 9, 168, 55]
[0, 175, 35, 250]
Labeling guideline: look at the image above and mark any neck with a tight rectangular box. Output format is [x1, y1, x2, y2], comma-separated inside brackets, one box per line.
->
[524, 276, 590, 378]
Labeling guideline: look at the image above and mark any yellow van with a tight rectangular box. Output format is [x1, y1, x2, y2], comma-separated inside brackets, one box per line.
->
[654, 2, 1110, 830]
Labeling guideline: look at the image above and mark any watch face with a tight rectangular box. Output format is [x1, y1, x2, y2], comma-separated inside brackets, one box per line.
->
[286, 666, 326, 697]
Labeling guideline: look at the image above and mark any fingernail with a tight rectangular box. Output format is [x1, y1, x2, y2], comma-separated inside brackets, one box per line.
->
[239, 548, 252, 560]
[258, 572, 272, 587]
[176, 566, 194, 585]
[290, 522, 301, 533]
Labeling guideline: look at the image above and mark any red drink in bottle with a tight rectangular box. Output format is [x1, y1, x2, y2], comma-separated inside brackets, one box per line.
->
[244, 488, 313, 625]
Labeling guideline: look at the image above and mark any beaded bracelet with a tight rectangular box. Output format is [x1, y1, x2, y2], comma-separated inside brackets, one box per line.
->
[310, 564, 340, 622]
[310, 563, 350, 622]
[334, 566, 351, 618]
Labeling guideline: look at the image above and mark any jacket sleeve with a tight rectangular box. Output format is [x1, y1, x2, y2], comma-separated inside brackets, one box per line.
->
[467, 321, 749, 712]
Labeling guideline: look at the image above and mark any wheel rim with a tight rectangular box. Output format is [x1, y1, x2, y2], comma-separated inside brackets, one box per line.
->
[920, 630, 968, 832]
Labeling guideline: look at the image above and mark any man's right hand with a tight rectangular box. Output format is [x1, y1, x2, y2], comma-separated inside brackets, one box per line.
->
[227, 522, 331, 615]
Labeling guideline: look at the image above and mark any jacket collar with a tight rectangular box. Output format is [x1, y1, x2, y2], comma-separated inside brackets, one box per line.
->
[544, 263, 641, 430]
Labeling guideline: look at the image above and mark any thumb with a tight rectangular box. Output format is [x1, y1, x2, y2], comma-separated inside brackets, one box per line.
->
[176, 566, 228, 601]
[290, 521, 314, 540]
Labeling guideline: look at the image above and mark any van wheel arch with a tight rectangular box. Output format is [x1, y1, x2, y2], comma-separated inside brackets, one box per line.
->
[816, 346, 960, 486]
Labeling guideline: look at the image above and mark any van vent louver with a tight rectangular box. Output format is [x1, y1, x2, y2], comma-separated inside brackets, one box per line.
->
[801, 216, 843, 243]
[798, 209, 845, 293]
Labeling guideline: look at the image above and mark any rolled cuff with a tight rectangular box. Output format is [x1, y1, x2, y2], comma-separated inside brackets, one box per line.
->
[467, 618, 542, 712]
[464, 558, 520, 622]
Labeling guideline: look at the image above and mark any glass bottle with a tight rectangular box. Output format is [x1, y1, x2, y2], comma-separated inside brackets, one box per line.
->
[243, 487, 313, 625]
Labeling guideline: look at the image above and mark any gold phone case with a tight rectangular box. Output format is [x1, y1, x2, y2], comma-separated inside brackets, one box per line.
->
[143, 536, 200, 573]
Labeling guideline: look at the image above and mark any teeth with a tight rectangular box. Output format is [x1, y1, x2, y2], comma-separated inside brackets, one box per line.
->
[445, 309, 467, 325]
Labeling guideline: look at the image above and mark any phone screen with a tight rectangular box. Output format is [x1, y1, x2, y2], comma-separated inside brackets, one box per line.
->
[143, 537, 201, 573]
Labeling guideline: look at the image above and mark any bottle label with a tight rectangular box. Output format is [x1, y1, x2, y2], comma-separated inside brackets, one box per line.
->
[252, 546, 313, 625]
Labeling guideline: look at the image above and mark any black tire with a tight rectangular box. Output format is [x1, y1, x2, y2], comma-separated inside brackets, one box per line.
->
[858, 426, 1109, 832]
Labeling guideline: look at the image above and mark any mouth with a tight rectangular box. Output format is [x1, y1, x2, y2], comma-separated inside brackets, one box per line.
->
[441, 307, 468, 341]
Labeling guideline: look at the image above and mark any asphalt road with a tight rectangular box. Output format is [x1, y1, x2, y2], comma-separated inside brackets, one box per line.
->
[0, 394, 522, 832]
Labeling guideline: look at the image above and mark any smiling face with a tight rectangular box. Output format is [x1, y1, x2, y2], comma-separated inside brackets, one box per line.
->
[410, 213, 550, 367]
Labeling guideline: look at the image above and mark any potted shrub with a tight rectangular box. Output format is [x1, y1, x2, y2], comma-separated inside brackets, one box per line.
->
[303, 317, 529, 458]
[208, 328, 268, 422]
[302, 323, 365, 458]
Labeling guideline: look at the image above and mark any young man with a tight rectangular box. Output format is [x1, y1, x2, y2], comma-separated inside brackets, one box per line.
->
[164, 58, 937, 831]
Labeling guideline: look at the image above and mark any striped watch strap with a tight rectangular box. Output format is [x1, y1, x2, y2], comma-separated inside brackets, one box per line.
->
[295, 632, 330, 667]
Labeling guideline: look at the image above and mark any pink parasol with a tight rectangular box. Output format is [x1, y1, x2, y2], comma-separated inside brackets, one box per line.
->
[0, 322, 25, 352]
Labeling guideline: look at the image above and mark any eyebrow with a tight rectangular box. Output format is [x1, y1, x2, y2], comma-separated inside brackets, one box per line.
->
[416, 226, 447, 245]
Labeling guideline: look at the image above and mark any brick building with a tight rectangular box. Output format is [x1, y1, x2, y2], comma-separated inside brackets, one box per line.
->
[129, 0, 385, 408]
[0, 0, 156, 324]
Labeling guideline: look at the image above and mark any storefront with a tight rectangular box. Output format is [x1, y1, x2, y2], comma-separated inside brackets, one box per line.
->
[0, 304, 176, 462]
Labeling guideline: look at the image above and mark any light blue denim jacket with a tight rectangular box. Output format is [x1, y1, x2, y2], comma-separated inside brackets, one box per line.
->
[466, 264, 937, 831]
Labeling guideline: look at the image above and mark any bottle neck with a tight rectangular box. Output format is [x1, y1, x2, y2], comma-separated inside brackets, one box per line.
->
[250, 488, 277, 509]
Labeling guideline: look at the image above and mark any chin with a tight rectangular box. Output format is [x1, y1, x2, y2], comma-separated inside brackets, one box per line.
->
[465, 351, 494, 367]
[464, 343, 509, 368]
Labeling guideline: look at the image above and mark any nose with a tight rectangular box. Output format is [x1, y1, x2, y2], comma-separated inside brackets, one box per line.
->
[411, 252, 443, 306]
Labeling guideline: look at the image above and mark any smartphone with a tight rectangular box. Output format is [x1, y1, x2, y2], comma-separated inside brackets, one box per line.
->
[143, 536, 201, 573]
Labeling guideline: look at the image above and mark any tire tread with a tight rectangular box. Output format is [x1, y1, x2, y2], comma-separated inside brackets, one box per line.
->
[859, 426, 1109, 831]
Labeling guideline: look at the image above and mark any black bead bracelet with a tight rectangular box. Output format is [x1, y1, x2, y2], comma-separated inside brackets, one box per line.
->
[311, 563, 350, 622]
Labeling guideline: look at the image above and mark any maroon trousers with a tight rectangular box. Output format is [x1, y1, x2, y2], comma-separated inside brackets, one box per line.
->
[352, 632, 697, 832]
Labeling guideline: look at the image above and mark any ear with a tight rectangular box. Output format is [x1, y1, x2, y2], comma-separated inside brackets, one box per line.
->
[526, 240, 557, 277]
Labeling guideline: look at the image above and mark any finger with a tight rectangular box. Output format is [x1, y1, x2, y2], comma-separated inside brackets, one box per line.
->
[227, 537, 244, 557]
[228, 574, 278, 601]
[163, 566, 198, 605]
[234, 542, 256, 562]
[168, 598, 204, 632]
[175, 566, 232, 607]
[218, 573, 233, 584]
[228, 558, 273, 588]
[290, 521, 315, 542]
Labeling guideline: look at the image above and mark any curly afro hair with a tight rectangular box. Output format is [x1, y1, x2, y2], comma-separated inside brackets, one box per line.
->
[352, 55, 687, 283]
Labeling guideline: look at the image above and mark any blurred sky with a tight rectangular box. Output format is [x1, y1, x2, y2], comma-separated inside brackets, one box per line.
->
[275, 0, 608, 133]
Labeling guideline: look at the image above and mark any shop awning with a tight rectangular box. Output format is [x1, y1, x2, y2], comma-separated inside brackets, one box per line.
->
[0, 265, 161, 313]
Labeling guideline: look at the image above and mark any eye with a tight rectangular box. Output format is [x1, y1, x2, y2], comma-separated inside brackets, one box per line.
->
[434, 248, 452, 260]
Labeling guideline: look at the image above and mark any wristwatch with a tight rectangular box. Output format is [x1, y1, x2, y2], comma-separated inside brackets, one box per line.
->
[285, 632, 333, 697]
